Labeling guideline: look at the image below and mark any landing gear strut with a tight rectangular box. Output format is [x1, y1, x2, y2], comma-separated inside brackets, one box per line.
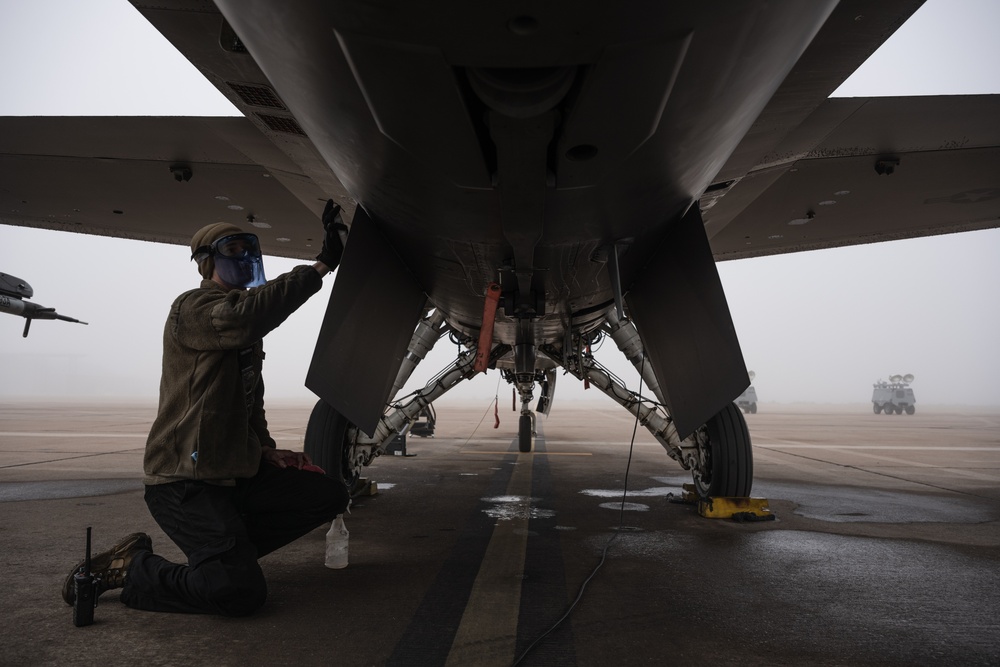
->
[539, 341, 754, 499]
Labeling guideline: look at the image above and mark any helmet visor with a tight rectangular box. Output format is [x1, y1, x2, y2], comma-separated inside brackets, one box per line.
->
[213, 233, 262, 260]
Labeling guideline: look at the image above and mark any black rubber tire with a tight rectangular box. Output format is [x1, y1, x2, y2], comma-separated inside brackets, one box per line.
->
[304, 399, 357, 489]
[694, 403, 753, 497]
[882, 404, 894, 415]
[895, 405, 904, 415]
[749, 403, 757, 415]
[518, 414, 532, 453]
[873, 404, 882, 414]
[905, 405, 915, 415]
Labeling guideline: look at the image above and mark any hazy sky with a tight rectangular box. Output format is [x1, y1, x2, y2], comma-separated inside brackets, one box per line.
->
[1, 0, 998, 408]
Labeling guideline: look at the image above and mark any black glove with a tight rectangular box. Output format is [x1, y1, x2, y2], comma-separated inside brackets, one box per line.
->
[316, 199, 348, 269]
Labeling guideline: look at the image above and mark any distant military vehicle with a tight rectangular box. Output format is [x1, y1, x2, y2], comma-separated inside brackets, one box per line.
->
[872, 374, 916, 415]
[736, 370, 758, 414]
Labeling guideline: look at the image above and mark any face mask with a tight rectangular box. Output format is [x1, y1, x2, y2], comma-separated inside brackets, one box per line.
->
[192, 233, 267, 288]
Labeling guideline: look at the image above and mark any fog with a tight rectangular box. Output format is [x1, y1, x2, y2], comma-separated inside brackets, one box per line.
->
[1, 0, 999, 408]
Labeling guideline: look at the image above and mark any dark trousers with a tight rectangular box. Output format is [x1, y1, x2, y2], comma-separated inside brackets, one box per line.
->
[120, 463, 349, 616]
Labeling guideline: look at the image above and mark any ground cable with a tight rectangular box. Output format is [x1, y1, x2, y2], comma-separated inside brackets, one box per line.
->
[511, 372, 645, 666]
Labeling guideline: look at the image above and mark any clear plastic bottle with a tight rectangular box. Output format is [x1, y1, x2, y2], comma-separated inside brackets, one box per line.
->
[325, 514, 349, 569]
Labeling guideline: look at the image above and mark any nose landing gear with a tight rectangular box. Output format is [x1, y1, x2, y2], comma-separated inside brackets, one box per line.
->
[502, 367, 549, 453]
[515, 382, 535, 453]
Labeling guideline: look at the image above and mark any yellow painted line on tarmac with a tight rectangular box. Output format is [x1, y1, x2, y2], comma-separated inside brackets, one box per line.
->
[459, 450, 592, 456]
[445, 454, 532, 667]
[474, 440, 652, 446]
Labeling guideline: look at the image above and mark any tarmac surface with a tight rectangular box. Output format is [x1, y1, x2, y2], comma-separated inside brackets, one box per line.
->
[1, 400, 998, 666]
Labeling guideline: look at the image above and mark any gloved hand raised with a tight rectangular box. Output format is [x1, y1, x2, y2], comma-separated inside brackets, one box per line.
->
[316, 199, 349, 269]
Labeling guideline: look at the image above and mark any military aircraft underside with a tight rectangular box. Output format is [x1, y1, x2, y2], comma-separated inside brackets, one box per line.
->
[2, 1, 998, 500]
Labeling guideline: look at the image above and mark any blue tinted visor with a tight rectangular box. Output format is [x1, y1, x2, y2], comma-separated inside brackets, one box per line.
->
[212, 233, 261, 260]
[206, 233, 266, 288]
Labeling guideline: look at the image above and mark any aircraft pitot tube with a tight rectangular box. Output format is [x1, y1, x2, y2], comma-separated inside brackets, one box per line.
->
[0, 273, 88, 338]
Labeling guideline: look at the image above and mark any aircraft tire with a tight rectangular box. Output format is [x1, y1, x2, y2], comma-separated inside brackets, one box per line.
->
[304, 399, 357, 490]
[693, 403, 753, 498]
[518, 414, 532, 453]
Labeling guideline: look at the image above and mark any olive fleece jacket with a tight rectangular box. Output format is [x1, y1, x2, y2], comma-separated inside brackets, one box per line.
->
[144, 265, 323, 485]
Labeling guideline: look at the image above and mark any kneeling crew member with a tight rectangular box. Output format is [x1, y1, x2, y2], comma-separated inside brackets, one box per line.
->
[63, 201, 350, 616]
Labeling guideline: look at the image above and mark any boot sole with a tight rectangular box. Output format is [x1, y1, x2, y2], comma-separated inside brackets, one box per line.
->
[62, 532, 152, 606]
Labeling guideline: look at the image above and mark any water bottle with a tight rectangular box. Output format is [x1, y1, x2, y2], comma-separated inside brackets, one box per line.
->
[325, 514, 349, 569]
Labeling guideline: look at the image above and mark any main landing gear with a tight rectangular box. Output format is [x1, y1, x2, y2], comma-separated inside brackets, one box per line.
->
[304, 399, 358, 490]
[305, 306, 754, 500]
[539, 317, 754, 499]
[304, 312, 514, 486]
[691, 403, 753, 497]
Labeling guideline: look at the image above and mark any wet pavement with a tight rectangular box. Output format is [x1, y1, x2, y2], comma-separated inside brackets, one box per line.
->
[1, 401, 998, 666]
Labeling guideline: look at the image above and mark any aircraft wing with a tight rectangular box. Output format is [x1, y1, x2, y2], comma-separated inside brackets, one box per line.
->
[3, 98, 996, 265]
[705, 95, 1000, 260]
[0, 115, 347, 261]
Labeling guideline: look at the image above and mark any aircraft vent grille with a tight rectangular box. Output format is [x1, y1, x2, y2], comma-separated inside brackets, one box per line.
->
[227, 83, 288, 111]
[254, 113, 306, 136]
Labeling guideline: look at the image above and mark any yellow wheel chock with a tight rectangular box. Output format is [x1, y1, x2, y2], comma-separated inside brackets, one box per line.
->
[350, 477, 379, 497]
[681, 484, 775, 522]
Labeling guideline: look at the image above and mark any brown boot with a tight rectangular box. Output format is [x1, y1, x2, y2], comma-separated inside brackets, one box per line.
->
[62, 532, 152, 605]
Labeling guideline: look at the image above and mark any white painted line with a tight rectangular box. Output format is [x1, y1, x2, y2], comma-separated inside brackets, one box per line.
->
[0, 432, 148, 438]
[756, 444, 1000, 451]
